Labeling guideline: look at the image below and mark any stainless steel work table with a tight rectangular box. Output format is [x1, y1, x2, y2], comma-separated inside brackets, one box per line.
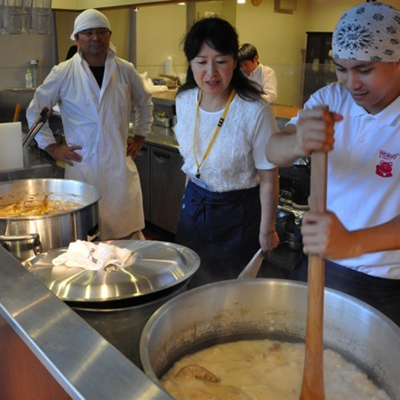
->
[0, 247, 173, 400]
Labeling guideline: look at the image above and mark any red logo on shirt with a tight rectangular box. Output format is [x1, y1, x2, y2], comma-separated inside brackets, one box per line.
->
[376, 161, 393, 178]
[376, 150, 398, 178]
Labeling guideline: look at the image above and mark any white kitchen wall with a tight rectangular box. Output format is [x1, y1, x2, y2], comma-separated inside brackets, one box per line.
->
[56, 10, 80, 62]
[236, 0, 310, 107]
[0, 15, 56, 89]
[235, 0, 400, 106]
[307, 0, 400, 31]
[136, 3, 187, 78]
[3, 0, 399, 103]
[52, 0, 167, 9]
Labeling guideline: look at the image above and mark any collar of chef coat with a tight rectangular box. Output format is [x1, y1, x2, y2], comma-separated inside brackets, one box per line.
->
[77, 45, 118, 99]
[349, 93, 400, 127]
[249, 63, 263, 78]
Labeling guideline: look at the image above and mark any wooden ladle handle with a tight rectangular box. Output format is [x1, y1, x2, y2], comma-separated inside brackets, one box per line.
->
[299, 148, 328, 400]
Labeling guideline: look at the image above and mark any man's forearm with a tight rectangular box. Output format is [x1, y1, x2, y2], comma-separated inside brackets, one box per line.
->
[266, 129, 302, 167]
[353, 215, 400, 256]
[259, 168, 279, 234]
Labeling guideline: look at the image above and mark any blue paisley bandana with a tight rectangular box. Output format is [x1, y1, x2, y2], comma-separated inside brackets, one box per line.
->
[332, 2, 400, 62]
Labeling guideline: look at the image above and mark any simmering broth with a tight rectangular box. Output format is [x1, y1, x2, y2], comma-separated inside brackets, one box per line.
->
[0, 195, 81, 217]
[162, 339, 390, 400]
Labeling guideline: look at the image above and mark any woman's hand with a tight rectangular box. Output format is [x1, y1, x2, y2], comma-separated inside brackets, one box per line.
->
[301, 211, 356, 259]
[259, 230, 279, 255]
[45, 143, 82, 166]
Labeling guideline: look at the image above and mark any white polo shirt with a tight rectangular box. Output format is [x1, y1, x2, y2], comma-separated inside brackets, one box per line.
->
[248, 63, 278, 105]
[289, 83, 400, 278]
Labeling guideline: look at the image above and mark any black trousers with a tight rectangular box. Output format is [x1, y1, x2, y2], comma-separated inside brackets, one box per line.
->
[176, 180, 261, 289]
[291, 255, 400, 326]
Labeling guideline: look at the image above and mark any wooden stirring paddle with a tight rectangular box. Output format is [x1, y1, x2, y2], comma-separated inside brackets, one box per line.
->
[299, 113, 330, 399]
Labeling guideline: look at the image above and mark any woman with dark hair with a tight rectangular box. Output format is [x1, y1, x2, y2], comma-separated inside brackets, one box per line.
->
[174, 17, 279, 287]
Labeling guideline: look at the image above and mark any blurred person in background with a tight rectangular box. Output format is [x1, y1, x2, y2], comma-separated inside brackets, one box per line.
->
[239, 43, 278, 104]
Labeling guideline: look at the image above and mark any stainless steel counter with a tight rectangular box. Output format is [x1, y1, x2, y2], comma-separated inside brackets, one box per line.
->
[0, 144, 63, 182]
[0, 247, 173, 400]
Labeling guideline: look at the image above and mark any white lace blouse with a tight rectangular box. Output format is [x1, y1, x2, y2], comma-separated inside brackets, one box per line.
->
[174, 88, 277, 192]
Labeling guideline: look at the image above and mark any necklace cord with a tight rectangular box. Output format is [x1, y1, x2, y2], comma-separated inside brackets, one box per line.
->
[192, 89, 236, 178]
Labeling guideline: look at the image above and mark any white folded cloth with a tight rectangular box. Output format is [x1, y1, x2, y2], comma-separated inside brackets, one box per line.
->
[52, 240, 132, 271]
[139, 71, 168, 93]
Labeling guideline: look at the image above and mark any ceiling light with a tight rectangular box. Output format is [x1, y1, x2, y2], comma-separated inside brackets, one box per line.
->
[237, 0, 246, 4]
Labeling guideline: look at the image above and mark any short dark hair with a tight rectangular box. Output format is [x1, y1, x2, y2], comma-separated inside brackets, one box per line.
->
[178, 17, 263, 102]
[238, 43, 258, 63]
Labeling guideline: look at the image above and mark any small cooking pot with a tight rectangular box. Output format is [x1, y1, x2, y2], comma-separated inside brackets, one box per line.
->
[140, 280, 400, 398]
[0, 179, 100, 261]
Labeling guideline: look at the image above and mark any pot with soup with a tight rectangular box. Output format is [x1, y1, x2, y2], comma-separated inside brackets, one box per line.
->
[0, 179, 100, 261]
[140, 279, 400, 400]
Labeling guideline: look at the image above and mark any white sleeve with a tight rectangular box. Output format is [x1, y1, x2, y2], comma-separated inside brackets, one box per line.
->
[287, 85, 329, 127]
[261, 68, 278, 104]
[252, 103, 278, 170]
[26, 67, 61, 150]
[128, 63, 153, 137]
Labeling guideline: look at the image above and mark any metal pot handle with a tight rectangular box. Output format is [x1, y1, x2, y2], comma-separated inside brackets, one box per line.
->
[237, 248, 264, 279]
[0, 233, 42, 256]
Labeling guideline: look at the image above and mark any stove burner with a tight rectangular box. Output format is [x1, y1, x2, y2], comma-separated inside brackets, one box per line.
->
[279, 157, 311, 206]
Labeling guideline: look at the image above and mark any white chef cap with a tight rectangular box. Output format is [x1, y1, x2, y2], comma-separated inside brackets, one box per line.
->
[332, 2, 400, 62]
[70, 9, 110, 40]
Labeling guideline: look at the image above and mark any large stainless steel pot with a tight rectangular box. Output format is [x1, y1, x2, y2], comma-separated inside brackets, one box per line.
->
[140, 279, 400, 399]
[0, 179, 100, 261]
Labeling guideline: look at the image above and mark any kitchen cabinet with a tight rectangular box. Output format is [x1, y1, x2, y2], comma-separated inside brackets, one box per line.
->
[135, 143, 151, 221]
[135, 142, 185, 234]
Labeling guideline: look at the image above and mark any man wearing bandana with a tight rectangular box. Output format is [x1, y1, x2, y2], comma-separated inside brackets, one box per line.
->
[266, 2, 400, 325]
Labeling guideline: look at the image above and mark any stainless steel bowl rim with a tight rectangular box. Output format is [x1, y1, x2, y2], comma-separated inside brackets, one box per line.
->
[0, 178, 101, 220]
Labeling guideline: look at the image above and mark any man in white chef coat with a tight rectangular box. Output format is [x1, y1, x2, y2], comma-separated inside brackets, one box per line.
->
[239, 43, 278, 104]
[27, 9, 153, 240]
[266, 2, 400, 325]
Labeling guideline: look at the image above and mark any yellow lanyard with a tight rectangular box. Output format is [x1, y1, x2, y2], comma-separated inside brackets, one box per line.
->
[192, 89, 236, 179]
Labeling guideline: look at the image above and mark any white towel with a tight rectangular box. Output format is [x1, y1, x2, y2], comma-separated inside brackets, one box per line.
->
[52, 240, 132, 271]
[139, 71, 168, 93]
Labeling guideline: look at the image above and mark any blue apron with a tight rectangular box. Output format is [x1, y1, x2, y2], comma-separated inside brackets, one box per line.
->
[176, 180, 261, 288]
[292, 255, 400, 326]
